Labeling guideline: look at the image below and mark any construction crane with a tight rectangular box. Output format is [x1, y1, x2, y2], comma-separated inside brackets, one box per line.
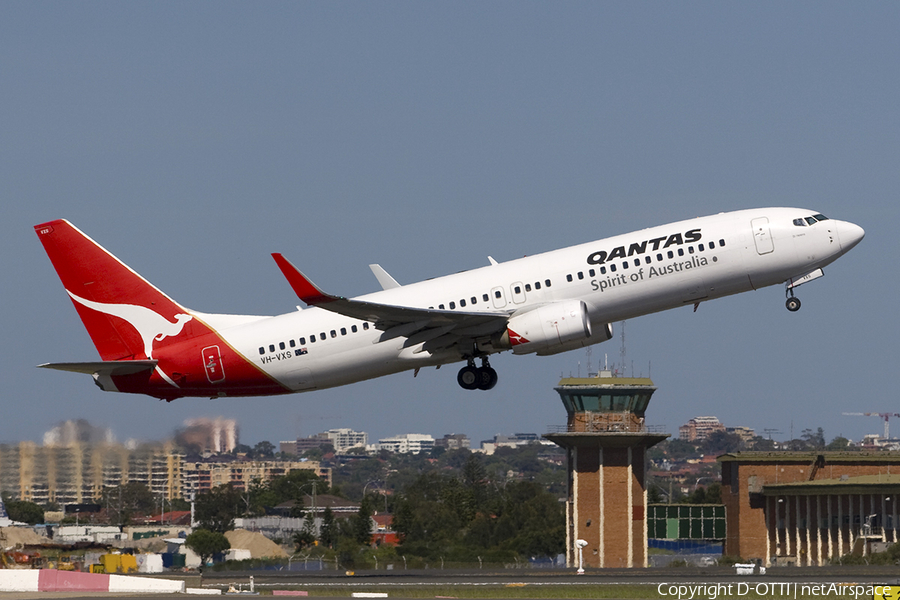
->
[842, 412, 900, 440]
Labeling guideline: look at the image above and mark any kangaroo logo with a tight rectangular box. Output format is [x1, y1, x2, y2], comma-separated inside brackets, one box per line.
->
[68, 292, 193, 387]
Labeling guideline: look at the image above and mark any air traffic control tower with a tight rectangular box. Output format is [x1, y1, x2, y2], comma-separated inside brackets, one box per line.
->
[544, 371, 669, 569]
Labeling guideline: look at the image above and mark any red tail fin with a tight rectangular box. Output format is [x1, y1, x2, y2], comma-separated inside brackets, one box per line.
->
[35, 220, 195, 361]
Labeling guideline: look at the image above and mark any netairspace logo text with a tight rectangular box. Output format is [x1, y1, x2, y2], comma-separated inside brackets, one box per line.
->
[658, 582, 884, 599]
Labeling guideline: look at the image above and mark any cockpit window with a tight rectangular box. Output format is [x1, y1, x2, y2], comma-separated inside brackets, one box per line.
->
[805, 216, 817, 225]
[793, 218, 807, 227]
[813, 213, 829, 221]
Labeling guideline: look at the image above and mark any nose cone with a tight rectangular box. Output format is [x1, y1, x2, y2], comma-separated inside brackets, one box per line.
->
[836, 220, 865, 254]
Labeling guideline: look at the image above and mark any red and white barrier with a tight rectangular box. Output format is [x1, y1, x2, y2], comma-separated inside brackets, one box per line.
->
[0, 569, 185, 594]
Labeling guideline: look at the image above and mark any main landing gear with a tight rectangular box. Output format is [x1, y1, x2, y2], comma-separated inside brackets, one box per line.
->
[457, 357, 498, 391]
[785, 288, 801, 312]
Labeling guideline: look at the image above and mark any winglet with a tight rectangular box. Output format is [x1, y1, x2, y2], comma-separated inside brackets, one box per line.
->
[271, 254, 336, 306]
[369, 264, 401, 290]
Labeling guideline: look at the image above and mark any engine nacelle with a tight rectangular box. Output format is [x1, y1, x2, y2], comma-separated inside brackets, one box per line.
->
[493, 300, 613, 356]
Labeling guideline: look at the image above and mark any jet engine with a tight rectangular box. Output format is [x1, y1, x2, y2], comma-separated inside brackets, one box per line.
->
[491, 300, 613, 356]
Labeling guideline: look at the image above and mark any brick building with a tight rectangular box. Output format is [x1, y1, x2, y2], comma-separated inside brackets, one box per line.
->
[719, 452, 900, 566]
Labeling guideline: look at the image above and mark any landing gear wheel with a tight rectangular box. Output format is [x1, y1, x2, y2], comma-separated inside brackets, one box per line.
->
[477, 367, 498, 391]
[457, 365, 480, 390]
[786, 297, 801, 312]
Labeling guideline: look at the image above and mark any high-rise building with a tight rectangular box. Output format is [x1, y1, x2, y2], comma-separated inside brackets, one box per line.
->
[679, 416, 725, 442]
[378, 434, 434, 454]
[0, 440, 183, 504]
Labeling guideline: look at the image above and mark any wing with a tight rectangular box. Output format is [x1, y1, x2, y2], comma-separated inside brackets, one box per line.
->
[271, 254, 510, 350]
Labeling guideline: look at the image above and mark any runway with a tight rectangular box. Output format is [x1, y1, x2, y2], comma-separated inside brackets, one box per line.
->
[3, 567, 900, 599]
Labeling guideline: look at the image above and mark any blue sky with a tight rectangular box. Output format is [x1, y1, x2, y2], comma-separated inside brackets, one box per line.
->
[2, 2, 896, 448]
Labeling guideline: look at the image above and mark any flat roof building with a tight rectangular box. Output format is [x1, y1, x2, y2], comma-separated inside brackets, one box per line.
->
[719, 451, 900, 566]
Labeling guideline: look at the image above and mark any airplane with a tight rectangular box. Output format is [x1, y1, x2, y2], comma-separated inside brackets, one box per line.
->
[34, 208, 863, 400]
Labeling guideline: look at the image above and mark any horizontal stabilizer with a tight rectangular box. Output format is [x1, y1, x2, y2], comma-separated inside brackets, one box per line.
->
[38, 360, 158, 377]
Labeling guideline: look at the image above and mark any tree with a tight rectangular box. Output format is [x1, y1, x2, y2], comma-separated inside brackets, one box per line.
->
[292, 518, 317, 550]
[100, 482, 157, 527]
[185, 529, 230, 566]
[252, 440, 275, 459]
[352, 495, 374, 545]
[319, 506, 337, 548]
[1, 494, 44, 525]
[826, 436, 852, 451]
[801, 428, 826, 450]
[194, 484, 243, 533]
[701, 430, 743, 456]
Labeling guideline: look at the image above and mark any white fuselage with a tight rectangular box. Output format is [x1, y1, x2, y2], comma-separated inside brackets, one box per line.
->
[207, 208, 862, 393]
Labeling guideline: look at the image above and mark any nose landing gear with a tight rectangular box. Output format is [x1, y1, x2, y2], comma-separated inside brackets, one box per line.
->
[785, 289, 801, 312]
[457, 357, 498, 391]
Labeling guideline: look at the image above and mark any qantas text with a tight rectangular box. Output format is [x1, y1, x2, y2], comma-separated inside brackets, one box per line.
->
[587, 229, 702, 265]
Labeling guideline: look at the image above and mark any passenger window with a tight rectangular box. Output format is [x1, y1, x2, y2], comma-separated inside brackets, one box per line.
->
[610, 264, 617, 272]
[460, 299, 466, 307]
[341, 327, 347, 335]
[719, 239, 726, 246]
[300, 337, 306, 345]
[535, 282, 541, 290]
[471, 296, 477, 304]
[525, 284, 531, 292]
[656, 253, 663, 261]
[320, 333, 326, 341]
[667, 250, 674, 259]
[688, 246, 694, 254]
[709, 241, 715, 249]
[699, 244, 705, 251]
[578, 272, 584, 280]
[351, 325, 357, 333]
[449, 302, 456, 309]
[589, 269, 595, 277]
[259, 347, 265, 355]
[634, 259, 641, 267]
[269, 344, 275, 352]
[483, 294, 489, 302]
[645, 257, 651, 264]
[290, 339, 296, 348]
[622, 261, 628, 269]
[600, 266, 607, 274]
[566, 274, 573, 282]
[495, 291, 502, 298]
[279, 342, 286, 350]
[363, 322, 369, 330]
[309, 336, 316, 343]
[545, 279, 552, 287]
[439, 304, 445, 309]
